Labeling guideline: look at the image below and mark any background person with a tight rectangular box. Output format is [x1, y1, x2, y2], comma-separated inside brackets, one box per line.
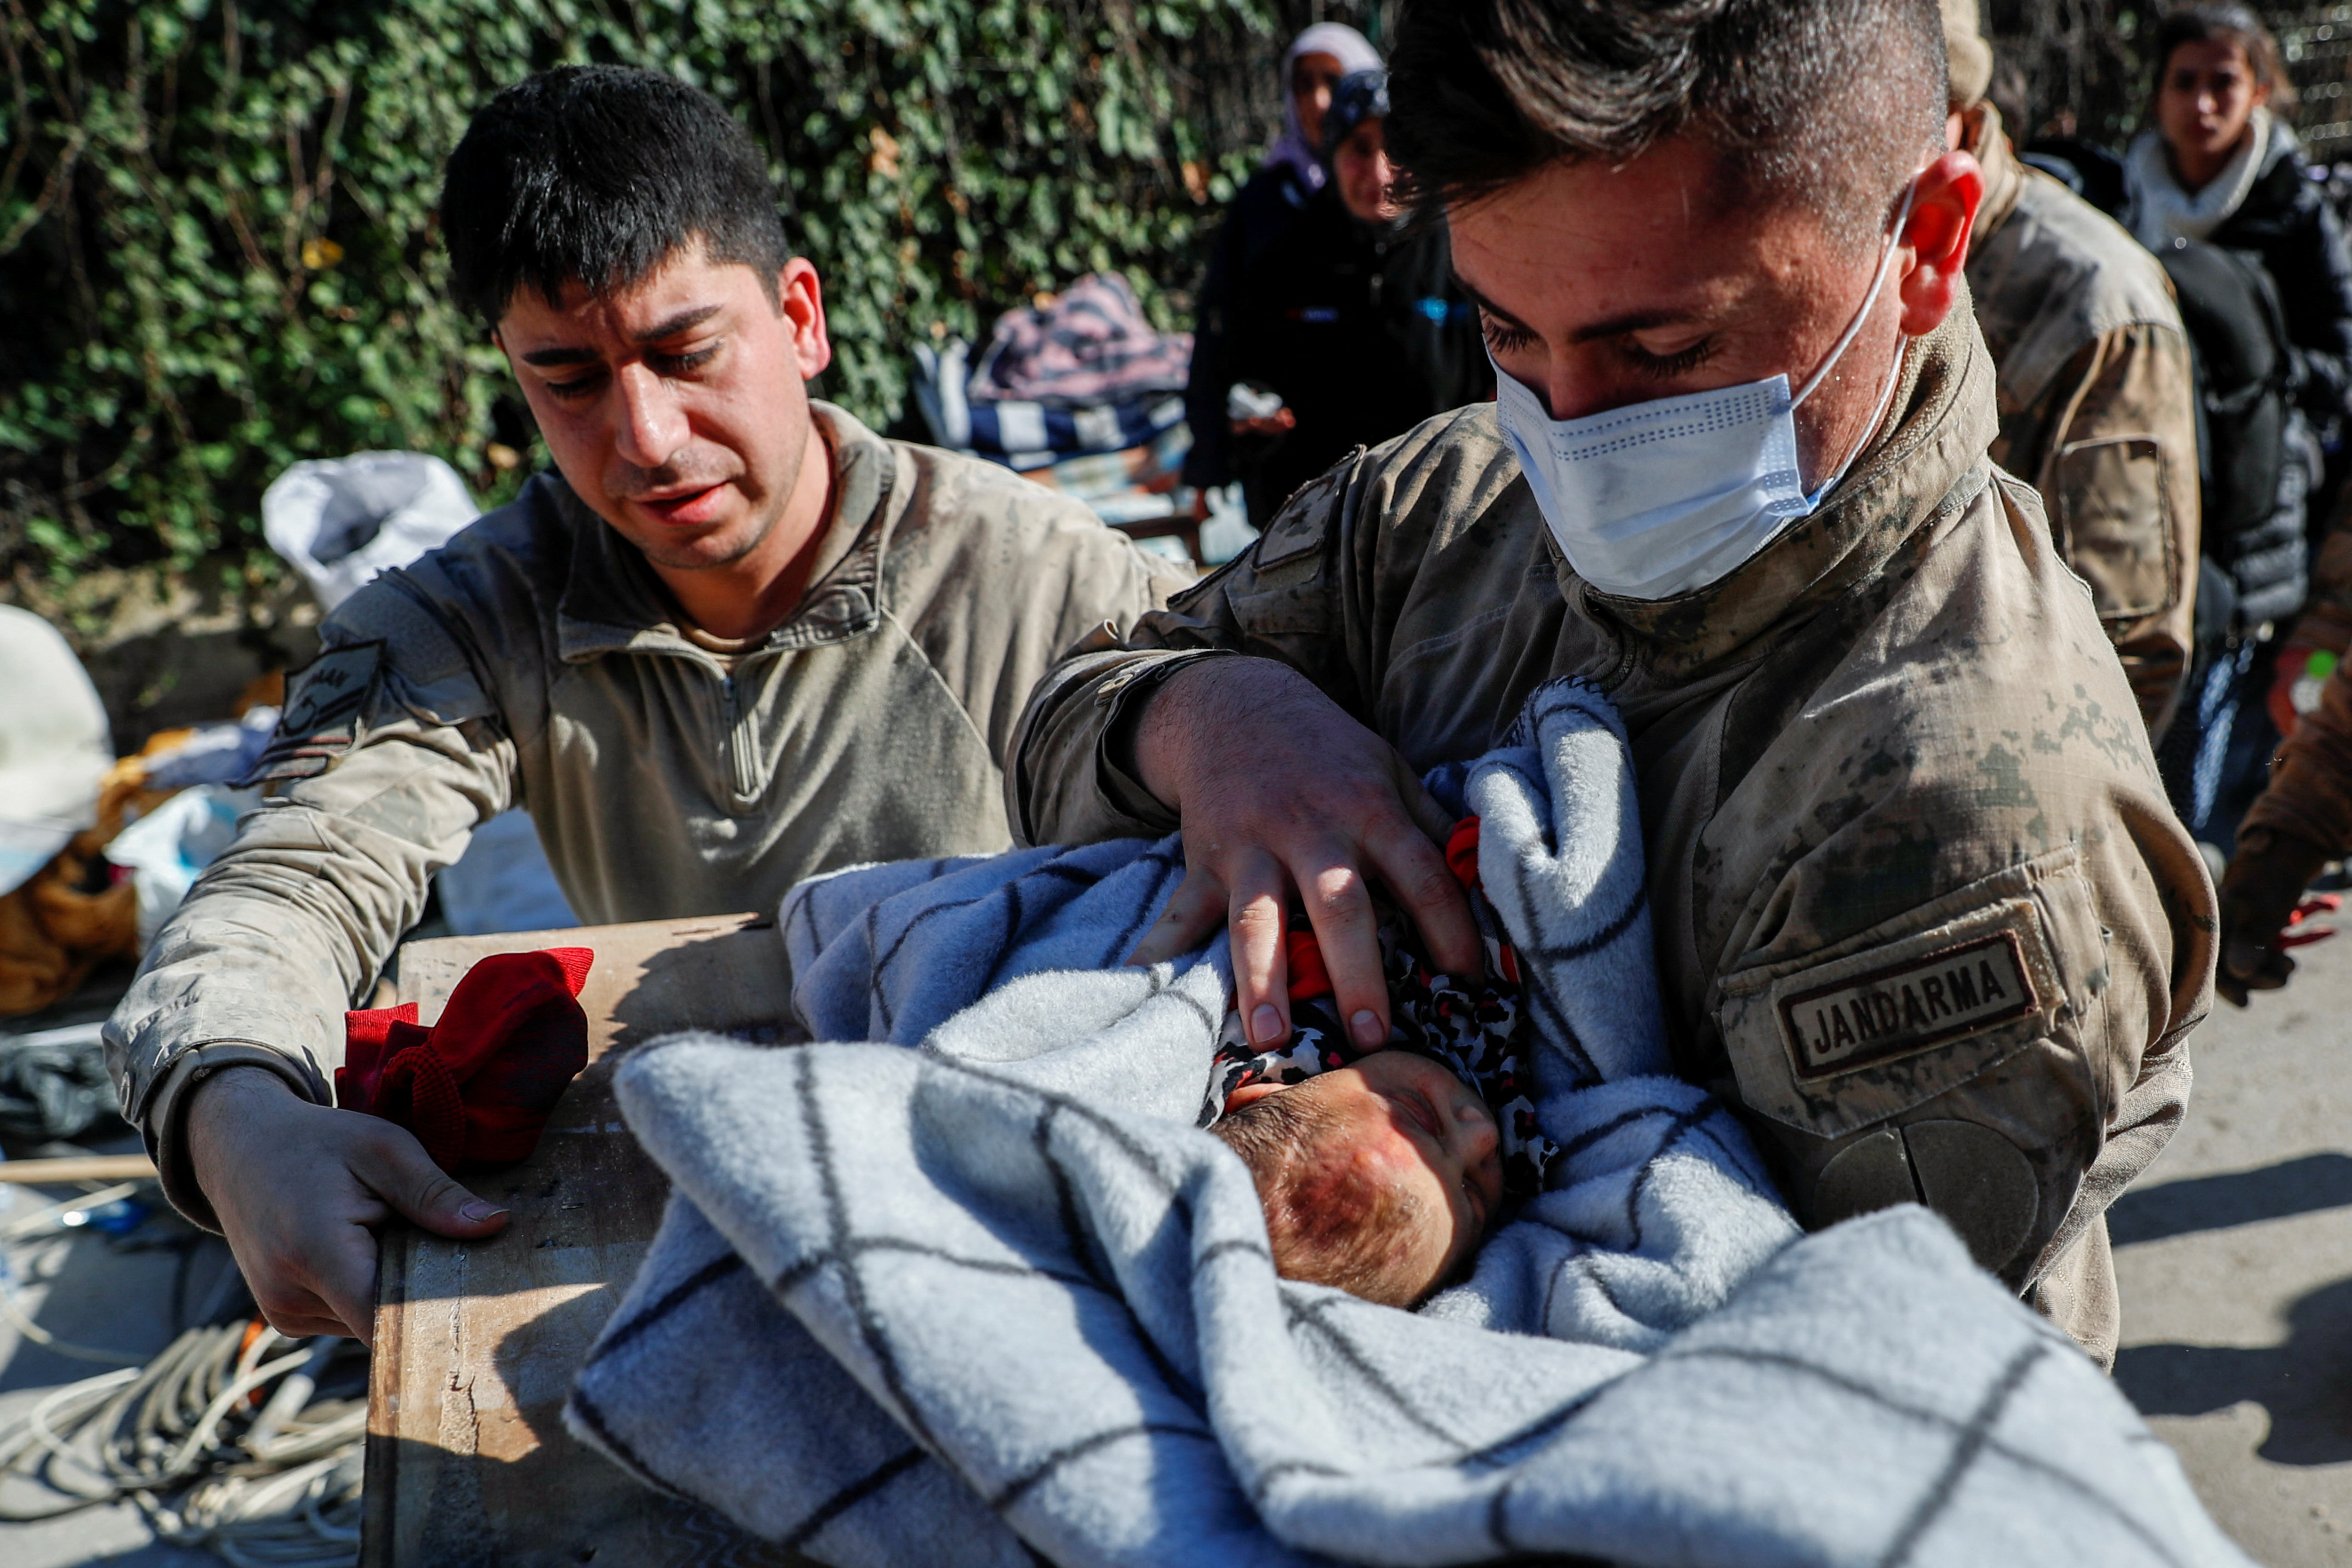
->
[1010, 0, 2213, 1368]
[1180, 22, 1382, 505]
[2120, 4, 2352, 854]
[103, 66, 1187, 1343]
[1221, 69, 1493, 524]
[1946, 0, 2200, 740]
[2215, 643, 2352, 1003]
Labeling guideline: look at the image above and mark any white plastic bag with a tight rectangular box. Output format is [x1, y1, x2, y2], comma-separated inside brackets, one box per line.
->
[103, 785, 257, 948]
[260, 452, 579, 938]
[0, 606, 112, 896]
[437, 810, 579, 936]
[262, 452, 479, 611]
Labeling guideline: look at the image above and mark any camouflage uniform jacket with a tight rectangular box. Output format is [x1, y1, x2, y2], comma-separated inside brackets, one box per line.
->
[110, 402, 1188, 1226]
[1010, 307, 2216, 1367]
[1965, 107, 2201, 740]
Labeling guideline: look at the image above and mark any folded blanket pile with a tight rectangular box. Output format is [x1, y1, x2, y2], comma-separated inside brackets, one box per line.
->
[567, 681, 2247, 1568]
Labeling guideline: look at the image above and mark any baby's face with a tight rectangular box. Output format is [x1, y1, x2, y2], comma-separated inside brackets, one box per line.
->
[1269, 1051, 1505, 1298]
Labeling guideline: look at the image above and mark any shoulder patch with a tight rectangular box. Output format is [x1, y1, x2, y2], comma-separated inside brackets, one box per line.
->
[1718, 847, 2098, 1139]
[1778, 928, 2038, 1078]
[238, 641, 383, 786]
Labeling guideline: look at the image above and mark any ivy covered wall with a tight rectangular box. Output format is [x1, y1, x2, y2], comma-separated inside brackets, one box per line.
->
[0, 0, 1311, 598]
[17, 0, 2324, 617]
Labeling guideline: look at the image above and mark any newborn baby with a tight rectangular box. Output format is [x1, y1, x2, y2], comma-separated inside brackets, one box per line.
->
[1213, 1048, 1503, 1308]
[1205, 819, 1558, 1306]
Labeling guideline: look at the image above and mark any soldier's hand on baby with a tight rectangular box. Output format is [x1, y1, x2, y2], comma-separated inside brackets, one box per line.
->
[186, 1066, 511, 1343]
[2217, 828, 2340, 1006]
[1124, 656, 1480, 1051]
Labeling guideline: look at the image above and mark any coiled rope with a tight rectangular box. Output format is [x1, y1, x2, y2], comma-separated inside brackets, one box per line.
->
[0, 1185, 366, 1567]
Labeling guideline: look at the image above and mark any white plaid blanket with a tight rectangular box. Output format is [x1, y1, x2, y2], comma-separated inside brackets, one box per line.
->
[567, 681, 2246, 1568]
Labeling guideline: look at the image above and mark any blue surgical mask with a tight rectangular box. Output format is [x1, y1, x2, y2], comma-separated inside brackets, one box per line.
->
[1493, 181, 1917, 601]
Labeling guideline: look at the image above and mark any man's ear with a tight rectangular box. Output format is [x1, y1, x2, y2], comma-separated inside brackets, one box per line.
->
[778, 256, 834, 382]
[1896, 149, 1984, 337]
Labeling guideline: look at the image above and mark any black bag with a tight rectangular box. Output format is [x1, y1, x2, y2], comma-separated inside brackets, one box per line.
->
[2160, 239, 2309, 627]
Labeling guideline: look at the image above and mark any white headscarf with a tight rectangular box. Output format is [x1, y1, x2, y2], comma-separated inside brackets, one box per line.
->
[1264, 23, 1383, 192]
[2125, 105, 2275, 250]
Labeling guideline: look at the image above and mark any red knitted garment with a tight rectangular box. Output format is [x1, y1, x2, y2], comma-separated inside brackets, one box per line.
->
[338, 947, 594, 1172]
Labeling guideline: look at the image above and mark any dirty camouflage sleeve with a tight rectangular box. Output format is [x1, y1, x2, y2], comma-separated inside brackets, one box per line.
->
[1685, 470, 2213, 1362]
[1994, 321, 2199, 739]
[103, 580, 516, 1228]
[1027, 315, 2214, 1362]
[1009, 463, 1375, 846]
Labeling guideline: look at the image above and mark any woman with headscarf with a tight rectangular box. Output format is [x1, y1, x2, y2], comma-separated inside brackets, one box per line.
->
[1219, 68, 1491, 525]
[1181, 23, 1383, 501]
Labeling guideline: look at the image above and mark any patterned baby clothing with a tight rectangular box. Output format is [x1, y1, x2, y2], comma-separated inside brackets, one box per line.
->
[1203, 819, 1560, 1194]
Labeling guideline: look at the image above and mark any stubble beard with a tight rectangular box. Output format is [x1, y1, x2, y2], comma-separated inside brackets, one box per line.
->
[618, 427, 805, 574]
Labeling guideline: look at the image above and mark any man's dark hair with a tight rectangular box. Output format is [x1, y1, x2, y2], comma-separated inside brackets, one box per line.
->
[440, 65, 793, 326]
[2150, 4, 2297, 114]
[1386, 0, 1947, 253]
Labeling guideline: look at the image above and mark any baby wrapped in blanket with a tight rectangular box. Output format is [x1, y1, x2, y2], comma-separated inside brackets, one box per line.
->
[568, 678, 2249, 1568]
[1205, 818, 1558, 1306]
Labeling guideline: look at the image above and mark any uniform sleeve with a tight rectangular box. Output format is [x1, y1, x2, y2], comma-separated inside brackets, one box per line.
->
[2026, 323, 2201, 740]
[1008, 463, 1371, 847]
[1701, 478, 2212, 1363]
[103, 577, 517, 1228]
[962, 497, 1198, 777]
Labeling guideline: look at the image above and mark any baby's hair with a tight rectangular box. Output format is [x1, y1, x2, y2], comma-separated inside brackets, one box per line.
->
[1213, 1082, 1428, 1307]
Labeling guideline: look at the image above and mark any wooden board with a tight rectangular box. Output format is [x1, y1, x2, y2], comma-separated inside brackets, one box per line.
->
[361, 912, 814, 1567]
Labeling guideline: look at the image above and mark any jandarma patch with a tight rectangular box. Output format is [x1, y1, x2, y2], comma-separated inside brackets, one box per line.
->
[1775, 930, 2037, 1079]
[238, 641, 383, 785]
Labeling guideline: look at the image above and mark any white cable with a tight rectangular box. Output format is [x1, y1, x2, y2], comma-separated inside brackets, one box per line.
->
[17, 1367, 140, 1465]
[3, 1297, 366, 1564]
[166, 1347, 316, 1474]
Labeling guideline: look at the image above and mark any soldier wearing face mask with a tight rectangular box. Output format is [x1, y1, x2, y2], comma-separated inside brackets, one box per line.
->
[1010, 0, 2214, 1368]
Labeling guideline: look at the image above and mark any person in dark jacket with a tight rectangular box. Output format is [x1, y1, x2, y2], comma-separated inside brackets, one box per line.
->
[2118, 5, 2352, 851]
[2125, 8, 2352, 438]
[1221, 71, 1493, 524]
[1181, 23, 1382, 498]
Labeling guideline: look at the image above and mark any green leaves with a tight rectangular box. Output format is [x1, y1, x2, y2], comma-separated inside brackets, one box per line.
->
[0, 0, 1292, 598]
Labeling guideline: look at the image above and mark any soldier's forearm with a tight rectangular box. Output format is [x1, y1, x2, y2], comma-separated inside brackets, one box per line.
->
[106, 796, 443, 1222]
[1008, 647, 1232, 845]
